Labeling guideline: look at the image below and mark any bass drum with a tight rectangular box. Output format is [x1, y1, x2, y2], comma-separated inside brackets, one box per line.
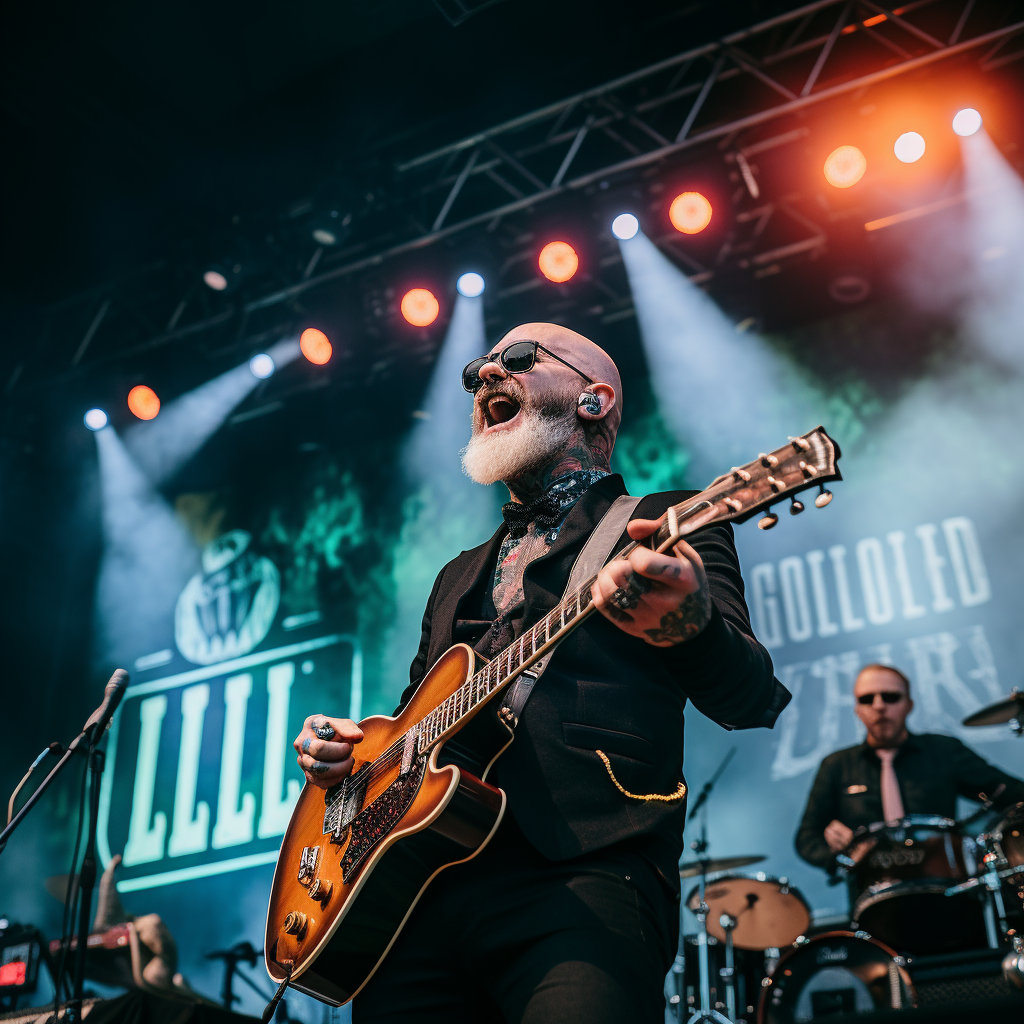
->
[758, 932, 916, 1024]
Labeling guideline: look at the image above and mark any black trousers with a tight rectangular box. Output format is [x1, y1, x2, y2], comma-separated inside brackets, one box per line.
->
[353, 814, 679, 1023]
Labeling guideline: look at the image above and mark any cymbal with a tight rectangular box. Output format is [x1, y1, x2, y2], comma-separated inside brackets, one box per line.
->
[678, 854, 766, 878]
[963, 691, 1024, 727]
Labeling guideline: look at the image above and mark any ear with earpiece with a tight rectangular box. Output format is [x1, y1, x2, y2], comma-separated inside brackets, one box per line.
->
[576, 382, 616, 421]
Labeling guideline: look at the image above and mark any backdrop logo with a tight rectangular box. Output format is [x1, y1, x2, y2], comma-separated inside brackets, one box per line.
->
[98, 634, 362, 892]
[175, 530, 280, 665]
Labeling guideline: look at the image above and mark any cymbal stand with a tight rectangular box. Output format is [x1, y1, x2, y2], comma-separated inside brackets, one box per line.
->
[687, 803, 731, 1023]
[719, 914, 738, 1022]
[980, 850, 1010, 950]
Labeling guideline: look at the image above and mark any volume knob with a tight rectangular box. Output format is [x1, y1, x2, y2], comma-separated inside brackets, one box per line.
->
[283, 911, 308, 937]
[309, 878, 333, 904]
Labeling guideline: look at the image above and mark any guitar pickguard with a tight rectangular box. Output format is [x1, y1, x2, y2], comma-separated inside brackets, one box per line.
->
[338, 757, 427, 883]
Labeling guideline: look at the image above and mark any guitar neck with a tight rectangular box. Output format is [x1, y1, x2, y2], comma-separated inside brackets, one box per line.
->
[415, 426, 840, 754]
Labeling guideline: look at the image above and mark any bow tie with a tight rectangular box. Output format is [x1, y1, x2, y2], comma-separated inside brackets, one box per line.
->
[501, 494, 567, 539]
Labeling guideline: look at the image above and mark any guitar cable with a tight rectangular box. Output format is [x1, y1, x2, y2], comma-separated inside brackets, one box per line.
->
[261, 963, 293, 1024]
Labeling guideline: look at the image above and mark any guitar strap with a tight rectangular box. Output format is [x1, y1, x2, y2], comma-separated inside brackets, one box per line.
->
[500, 493, 643, 725]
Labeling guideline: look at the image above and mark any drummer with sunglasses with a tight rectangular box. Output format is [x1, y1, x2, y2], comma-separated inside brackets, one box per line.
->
[795, 663, 1024, 876]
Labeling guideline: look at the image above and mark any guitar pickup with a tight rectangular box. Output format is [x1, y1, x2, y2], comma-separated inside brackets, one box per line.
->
[297, 845, 320, 886]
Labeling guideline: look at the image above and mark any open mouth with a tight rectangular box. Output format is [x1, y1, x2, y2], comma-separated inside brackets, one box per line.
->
[482, 392, 522, 429]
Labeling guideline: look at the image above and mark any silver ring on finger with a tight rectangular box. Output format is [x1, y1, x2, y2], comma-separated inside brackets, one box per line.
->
[611, 586, 638, 611]
[314, 720, 336, 741]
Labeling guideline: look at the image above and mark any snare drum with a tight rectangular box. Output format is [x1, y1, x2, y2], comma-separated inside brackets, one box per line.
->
[758, 932, 916, 1023]
[686, 872, 812, 951]
[846, 815, 987, 954]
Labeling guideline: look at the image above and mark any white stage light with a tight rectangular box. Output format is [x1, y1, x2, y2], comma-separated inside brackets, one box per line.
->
[611, 213, 639, 240]
[953, 108, 982, 137]
[249, 353, 275, 379]
[894, 132, 926, 164]
[84, 408, 108, 431]
[203, 270, 228, 291]
[457, 272, 486, 297]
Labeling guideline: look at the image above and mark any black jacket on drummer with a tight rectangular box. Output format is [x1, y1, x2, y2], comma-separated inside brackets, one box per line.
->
[795, 731, 1024, 872]
[396, 473, 791, 890]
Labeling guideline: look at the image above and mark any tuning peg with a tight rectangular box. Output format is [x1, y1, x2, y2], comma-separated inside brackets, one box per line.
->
[790, 497, 804, 515]
[814, 484, 833, 508]
[789, 436, 811, 452]
[759, 453, 779, 468]
[758, 510, 778, 530]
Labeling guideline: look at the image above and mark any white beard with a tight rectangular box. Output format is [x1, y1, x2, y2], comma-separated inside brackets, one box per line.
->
[461, 407, 576, 486]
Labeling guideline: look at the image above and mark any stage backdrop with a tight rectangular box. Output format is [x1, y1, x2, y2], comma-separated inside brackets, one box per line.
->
[1, 305, 1021, 1018]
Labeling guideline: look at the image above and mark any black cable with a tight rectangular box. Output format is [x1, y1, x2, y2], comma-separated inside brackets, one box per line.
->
[52, 757, 89, 1020]
[261, 965, 293, 1024]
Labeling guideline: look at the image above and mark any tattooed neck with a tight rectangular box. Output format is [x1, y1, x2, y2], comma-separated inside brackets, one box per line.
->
[506, 426, 611, 504]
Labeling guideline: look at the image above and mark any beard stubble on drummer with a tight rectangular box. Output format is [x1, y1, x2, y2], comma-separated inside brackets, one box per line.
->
[854, 667, 913, 749]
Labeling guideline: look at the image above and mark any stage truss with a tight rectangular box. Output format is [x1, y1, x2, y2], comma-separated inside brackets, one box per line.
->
[10, 0, 1024, 395]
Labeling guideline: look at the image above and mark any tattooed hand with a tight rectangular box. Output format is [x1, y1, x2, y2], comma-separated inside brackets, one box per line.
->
[293, 714, 364, 789]
[591, 517, 713, 646]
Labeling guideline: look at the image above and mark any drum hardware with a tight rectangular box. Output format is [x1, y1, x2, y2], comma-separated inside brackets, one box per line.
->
[962, 688, 1024, 735]
[1003, 932, 1024, 990]
[945, 822, 1020, 950]
[719, 914, 738, 1022]
[671, 747, 739, 1024]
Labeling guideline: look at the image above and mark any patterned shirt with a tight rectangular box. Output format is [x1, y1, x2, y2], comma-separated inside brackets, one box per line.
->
[484, 469, 608, 656]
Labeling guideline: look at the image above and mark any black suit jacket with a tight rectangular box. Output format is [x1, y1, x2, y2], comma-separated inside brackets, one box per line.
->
[397, 474, 789, 884]
[795, 732, 1024, 871]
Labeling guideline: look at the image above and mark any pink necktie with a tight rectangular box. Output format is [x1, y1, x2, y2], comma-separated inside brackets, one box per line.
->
[876, 748, 905, 822]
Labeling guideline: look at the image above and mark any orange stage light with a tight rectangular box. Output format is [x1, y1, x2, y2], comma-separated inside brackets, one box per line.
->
[823, 146, 867, 188]
[300, 328, 333, 364]
[538, 241, 579, 283]
[400, 288, 440, 327]
[669, 192, 713, 234]
[127, 385, 160, 420]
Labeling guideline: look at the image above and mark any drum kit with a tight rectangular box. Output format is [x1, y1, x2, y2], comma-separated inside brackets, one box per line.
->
[667, 691, 1024, 1023]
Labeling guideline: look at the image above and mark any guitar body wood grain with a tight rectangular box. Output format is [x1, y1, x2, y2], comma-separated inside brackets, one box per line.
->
[265, 644, 511, 1004]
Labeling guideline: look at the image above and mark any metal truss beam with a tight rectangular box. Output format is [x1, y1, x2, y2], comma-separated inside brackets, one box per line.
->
[253, 0, 1023, 307]
[16, 0, 1024, 390]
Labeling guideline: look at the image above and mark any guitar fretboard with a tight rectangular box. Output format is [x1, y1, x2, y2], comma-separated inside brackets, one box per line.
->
[415, 575, 597, 753]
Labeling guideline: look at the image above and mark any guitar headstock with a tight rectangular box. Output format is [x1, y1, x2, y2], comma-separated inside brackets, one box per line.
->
[654, 426, 842, 549]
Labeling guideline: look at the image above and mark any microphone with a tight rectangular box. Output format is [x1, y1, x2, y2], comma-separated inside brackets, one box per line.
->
[82, 669, 130, 740]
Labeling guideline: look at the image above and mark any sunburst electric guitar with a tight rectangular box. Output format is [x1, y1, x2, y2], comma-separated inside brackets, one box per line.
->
[265, 427, 841, 1004]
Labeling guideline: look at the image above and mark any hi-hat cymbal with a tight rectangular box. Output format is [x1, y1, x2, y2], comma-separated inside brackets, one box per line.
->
[678, 854, 765, 878]
[963, 691, 1023, 727]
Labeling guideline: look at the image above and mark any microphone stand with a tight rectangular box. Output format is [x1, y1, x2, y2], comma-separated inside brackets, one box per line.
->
[65, 739, 105, 1024]
[0, 671, 128, 1024]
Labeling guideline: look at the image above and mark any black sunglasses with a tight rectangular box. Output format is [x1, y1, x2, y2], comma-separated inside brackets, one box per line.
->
[857, 692, 905, 705]
[462, 340, 595, 393]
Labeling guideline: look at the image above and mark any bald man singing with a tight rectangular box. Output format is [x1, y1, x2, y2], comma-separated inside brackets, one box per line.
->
[293, 324, 789, 1023]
